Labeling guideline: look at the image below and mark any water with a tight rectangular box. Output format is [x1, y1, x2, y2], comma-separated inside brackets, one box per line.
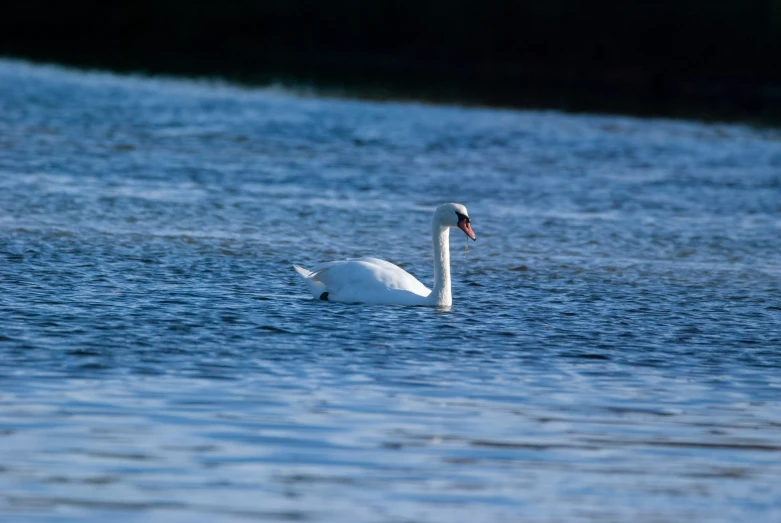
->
[1, 59, 780, 522]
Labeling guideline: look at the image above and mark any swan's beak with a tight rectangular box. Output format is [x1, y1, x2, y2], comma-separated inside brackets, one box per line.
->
[458, 221, 476, 241]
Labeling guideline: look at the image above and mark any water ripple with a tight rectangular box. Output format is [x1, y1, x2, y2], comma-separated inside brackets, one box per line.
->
[0, 59, 780, 522]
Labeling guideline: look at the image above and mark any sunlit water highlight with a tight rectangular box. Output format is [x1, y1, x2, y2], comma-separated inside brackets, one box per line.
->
[1, 60, 780, 522]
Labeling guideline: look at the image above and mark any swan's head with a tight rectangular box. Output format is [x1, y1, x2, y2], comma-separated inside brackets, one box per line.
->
[435, 203, 476, 241]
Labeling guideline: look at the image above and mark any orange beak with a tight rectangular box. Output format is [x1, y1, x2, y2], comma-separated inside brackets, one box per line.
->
[458, 220, 476, 241]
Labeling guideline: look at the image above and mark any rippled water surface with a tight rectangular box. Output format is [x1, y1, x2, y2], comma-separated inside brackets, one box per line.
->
[1, 60, 781, 522]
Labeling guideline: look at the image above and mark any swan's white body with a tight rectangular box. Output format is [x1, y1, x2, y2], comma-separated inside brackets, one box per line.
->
[294, 203, 476, 306]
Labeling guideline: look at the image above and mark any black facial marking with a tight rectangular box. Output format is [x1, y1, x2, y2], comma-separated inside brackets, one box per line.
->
[319, 292, 329, 301]
[455, 211, 470, 224]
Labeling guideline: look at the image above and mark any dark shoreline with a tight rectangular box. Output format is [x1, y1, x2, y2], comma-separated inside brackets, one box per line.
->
[7, 52, 781, 128]
[3, 1, 781, 125]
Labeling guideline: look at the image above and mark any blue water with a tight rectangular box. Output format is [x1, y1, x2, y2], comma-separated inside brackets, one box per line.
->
[1, 60, 780, 522]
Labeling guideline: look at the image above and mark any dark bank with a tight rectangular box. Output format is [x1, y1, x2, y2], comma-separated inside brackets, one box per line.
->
[2, 1, 781, 122]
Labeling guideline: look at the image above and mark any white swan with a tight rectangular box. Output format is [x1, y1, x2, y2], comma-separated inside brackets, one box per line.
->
[294, 203, 476, 306]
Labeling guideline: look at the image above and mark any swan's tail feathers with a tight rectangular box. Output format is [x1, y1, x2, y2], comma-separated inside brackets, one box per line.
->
[294, 265, 312, 278]
[293, 265, 327, 298]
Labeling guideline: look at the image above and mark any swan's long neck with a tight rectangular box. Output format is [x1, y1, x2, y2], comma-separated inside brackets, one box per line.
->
[430, 223, 452, 306]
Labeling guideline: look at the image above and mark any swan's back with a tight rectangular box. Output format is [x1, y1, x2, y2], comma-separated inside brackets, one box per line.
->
[295, 257, 431, 305]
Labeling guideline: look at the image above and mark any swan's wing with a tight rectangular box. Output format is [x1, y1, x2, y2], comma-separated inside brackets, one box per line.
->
[355, 257, 414, 272]
[310, 259, 431, 303]
[309, 260, 348, 274]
